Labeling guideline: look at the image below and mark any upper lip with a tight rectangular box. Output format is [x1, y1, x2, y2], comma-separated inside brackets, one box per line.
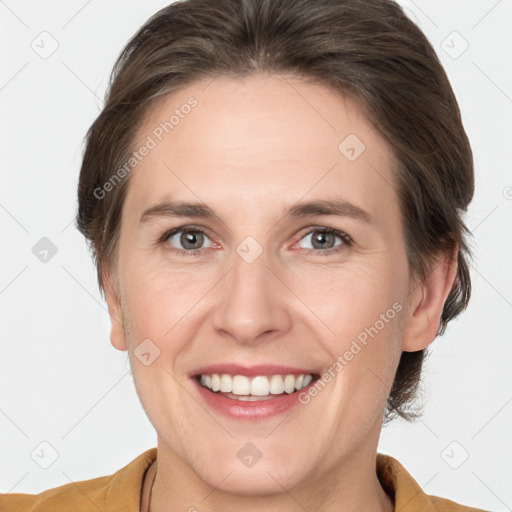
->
[189, 364, 319, 378]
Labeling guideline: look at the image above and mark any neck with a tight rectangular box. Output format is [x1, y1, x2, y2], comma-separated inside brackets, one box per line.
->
[149, 439, 394, 512]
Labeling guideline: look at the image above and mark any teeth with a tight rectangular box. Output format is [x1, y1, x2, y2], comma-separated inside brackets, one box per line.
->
[199, 373, 315, 396]
[220, 374, 232, 392]
[269, 375, 284, 394]
[211, 374, 220, 392]
[251, 375, 270, 396]
[233, 375, 250, 394]
[302, 374, 313, 387]
[284, 375, 296, 394]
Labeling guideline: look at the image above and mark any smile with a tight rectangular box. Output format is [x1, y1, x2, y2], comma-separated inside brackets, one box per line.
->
[191, 369, 321, 419]
[197, 373, 315, 400]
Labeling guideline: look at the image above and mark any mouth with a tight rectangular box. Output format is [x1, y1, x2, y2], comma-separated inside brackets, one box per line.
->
[192, 372, 321, 420]
[194, 372, 320, 401]
[189, 364, 322, 419]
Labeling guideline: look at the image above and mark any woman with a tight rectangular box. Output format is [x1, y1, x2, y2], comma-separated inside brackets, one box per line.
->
[3, 0, 486, 510]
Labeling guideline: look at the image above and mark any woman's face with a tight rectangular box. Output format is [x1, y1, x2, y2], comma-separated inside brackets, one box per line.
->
[106, 73, 420, 493]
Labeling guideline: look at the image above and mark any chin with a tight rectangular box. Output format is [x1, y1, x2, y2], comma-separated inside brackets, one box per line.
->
[200, 462, 307, 497]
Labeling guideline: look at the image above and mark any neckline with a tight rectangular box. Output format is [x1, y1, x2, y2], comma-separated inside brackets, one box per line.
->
[140, 459, 158, 512]
[139, 456, 391, 511]
[135, 451, 452, 512]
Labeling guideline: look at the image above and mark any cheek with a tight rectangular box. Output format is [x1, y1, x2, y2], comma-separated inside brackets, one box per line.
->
[120, 264, 202, 336]
[291, 259, 406, 395]
[292, 257, 405, 335]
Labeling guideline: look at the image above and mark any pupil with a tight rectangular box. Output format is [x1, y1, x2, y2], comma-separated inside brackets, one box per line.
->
[182, 231, 202, 249]
[314, 231, 332, 249]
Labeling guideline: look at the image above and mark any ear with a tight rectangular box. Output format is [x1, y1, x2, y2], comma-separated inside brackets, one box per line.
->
[101, 263, 128, 351]
[401, 243, 458, 352]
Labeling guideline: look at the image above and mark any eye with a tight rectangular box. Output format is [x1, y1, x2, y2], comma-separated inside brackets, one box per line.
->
[160, 226, 215, 256]
[296, 227, 352, 254]
[158, 225, 352, 257]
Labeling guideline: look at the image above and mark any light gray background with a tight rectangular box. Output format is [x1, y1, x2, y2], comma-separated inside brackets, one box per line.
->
[1, 1, 511, 510]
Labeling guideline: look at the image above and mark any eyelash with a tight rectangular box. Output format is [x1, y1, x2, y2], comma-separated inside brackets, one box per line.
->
[157, 224, 353, 257]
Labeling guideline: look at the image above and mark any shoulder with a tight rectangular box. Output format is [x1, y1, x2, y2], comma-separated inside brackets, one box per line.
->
[376, 452, 488, 512]
[0, 448, 157, 512]
[0, 474, 114, 512]
[429, 494, 489, 512]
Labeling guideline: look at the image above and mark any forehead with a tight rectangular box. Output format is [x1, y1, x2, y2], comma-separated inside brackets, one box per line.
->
[123, 73, 399, 227]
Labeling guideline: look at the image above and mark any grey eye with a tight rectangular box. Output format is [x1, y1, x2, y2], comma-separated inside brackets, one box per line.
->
[297, 229, 344, 250]
[167, 230, 214, 251]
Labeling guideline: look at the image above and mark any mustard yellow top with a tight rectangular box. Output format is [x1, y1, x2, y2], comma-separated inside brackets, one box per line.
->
[0, 448, 487, 511]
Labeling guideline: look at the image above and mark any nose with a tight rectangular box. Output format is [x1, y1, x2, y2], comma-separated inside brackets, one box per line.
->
[211, 245, 293, 346]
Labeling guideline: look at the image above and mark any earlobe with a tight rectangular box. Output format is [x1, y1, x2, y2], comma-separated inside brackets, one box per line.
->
[101, 264, 128, 352]
[401, 244, 458, 352]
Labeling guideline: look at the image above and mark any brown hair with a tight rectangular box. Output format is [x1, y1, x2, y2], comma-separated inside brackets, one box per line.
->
[76, 0, 474, 422]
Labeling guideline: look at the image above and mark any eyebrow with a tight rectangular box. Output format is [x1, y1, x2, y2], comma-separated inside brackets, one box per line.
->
[139, 197, 373, 225]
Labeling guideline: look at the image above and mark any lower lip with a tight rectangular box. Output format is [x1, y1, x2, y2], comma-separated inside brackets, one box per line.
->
[192, 377, 317, 420]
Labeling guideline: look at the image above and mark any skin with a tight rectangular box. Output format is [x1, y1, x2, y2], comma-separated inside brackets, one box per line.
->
[103, 73, 457, 512]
